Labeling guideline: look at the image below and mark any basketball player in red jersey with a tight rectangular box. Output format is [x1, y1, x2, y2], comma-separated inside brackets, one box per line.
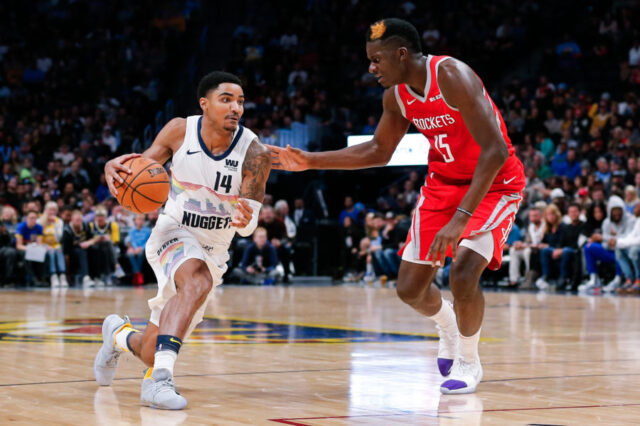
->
[270, 18, 525, 394]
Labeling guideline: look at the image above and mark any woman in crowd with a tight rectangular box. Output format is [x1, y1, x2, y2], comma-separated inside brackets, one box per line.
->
[536, 204, 574, 289]
[38, 201, 68, 287]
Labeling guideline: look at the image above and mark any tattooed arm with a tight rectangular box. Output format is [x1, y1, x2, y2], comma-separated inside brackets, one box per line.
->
[232, 139, 272, 231]
[240, 139, 272, 202]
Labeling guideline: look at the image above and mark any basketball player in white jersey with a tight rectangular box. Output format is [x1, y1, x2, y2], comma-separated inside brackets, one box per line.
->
[94, 71, 271, 410]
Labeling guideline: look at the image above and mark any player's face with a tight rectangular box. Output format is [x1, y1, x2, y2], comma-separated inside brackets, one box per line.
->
[366, 41, 404, 88]
[201, 83, 245, 132]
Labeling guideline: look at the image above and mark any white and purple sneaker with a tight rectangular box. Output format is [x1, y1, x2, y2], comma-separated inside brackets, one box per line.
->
[440, 357, 483, 394]
[436, 301, 459, 376]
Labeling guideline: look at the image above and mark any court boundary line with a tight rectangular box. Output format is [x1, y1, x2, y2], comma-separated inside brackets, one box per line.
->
[268, 402, 640, 425]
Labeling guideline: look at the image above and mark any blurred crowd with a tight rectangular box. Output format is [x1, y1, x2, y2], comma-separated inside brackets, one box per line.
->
[1, 1, 640, 293]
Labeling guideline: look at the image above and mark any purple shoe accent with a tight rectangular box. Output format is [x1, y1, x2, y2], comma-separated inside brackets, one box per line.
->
[441, 379, 468, 391]
[437, 358, 454, 376]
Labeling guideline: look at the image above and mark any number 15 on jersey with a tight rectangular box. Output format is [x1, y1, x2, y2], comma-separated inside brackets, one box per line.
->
[432, 134, 454, 163]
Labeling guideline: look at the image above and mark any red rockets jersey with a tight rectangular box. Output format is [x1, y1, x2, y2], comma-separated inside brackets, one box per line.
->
[394, 55, 524, 186]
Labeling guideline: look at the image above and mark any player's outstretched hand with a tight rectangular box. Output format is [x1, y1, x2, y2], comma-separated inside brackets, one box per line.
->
[232, 199, 253, 229]
[267, 144, 310, 171]
[104, 153, 142, 197]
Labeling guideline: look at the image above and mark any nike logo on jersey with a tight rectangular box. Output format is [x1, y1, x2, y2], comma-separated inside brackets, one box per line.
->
[407, 99, 417, 105]
[412, 114, 455, 130]
[503, 176, 516, 184]
[187, 150, 201, 155]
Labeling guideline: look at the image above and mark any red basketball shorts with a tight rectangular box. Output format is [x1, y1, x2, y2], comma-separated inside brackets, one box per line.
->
[399, 174, 524, 270]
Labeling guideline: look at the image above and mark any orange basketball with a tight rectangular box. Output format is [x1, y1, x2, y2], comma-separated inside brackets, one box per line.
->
[115, 157, 170, 214]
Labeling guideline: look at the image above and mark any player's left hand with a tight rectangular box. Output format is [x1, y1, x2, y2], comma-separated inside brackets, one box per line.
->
[427, 213, 469, 265]
[231, 199, 253, 229]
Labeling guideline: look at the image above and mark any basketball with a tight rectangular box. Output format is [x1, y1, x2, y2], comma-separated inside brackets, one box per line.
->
[115, 157, 170, 214]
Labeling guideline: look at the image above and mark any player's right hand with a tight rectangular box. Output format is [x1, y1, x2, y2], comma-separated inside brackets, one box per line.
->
[104, 153, 142, 197]
[267, 144, 310, 171]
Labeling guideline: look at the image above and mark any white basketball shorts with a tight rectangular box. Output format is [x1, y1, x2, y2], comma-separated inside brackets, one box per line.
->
[145, 214, 227, 338]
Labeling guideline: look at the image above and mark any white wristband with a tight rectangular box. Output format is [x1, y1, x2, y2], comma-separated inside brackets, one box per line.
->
[236, 198, 262, 237]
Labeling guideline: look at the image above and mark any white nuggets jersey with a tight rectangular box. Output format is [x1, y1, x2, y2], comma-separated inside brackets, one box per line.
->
[163, 115, 255, 255]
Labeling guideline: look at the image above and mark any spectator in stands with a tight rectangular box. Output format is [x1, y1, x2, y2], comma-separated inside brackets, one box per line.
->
[53, 144, 75, 166]
[95, 174, 111, 203]
[552, 148, 581, 179]
[293, 198, 305, 227]
[339, 196, 359, 225]
[274, 199, 296, 240]
[609, 202, 640, 293]
[38, 201, 67, 288]
[509, 206, 545, 288]
[81, 193, 97, 223]
[15, 210, 44, 286]
[373, 211, 403, 279]
[581, 196, 632, 291]
[59, 205, 73, 226]
[259, 205, 290, 282]
[62, 160, 90, 191]
[1, 205, 18, 234]
[629, 39, 640, 67]
[339, 216, 363, 281]
[362, 116, 378, 134]
[403, 179, 419, 206]
[63, 210, 96, 287]
[536, 204, 575, 289]
[624, 185, 638, 213]
[559, 203, 586, 290]
[233, 227, 281, 285]
[0, 221, 17, 286]
[89, 206, 120, 286]
[110, 205, 134, 229]
[126, 214, 151, 286]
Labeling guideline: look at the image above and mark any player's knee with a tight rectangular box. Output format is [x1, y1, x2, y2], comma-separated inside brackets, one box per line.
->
[396, 275, 426, 306]
[191, 273, 213, 304]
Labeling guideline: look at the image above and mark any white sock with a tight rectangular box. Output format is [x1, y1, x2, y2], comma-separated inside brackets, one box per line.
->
[114, 327, 137, 352]
[428, 298, 457, 331]
[460, 328, 481, 362]
[154, 350, 177, 376]
[589, 273, 597, 283]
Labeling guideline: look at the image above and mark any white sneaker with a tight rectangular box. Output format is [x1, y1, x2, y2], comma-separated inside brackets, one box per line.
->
[94, 278, 106, 287]
[114, 264, 125, 278]
[535, 277, 549, 290]
[578, 276, 598, 292]
[83, 275, 95, 287]
[59, 274, 69, 288]
[50, 274, 60, 288]
[436, 301, 459, 377]
[603, 276, 622, 293]
[440, 357, 483, 394]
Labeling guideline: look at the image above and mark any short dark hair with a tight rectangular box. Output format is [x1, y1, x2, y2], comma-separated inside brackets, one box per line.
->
[568, 202, 581, 210]
[366, 18, 422, 53]
[197, 71, 242, 99]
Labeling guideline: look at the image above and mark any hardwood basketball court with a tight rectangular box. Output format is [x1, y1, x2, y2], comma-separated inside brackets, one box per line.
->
[1, 285, 639, 425]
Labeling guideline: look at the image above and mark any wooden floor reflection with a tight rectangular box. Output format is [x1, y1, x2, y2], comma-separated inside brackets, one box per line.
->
[1, 285, 639, 425]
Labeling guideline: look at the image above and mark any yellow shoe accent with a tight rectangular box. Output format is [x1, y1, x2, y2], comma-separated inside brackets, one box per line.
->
[144, 367, 154, 380]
